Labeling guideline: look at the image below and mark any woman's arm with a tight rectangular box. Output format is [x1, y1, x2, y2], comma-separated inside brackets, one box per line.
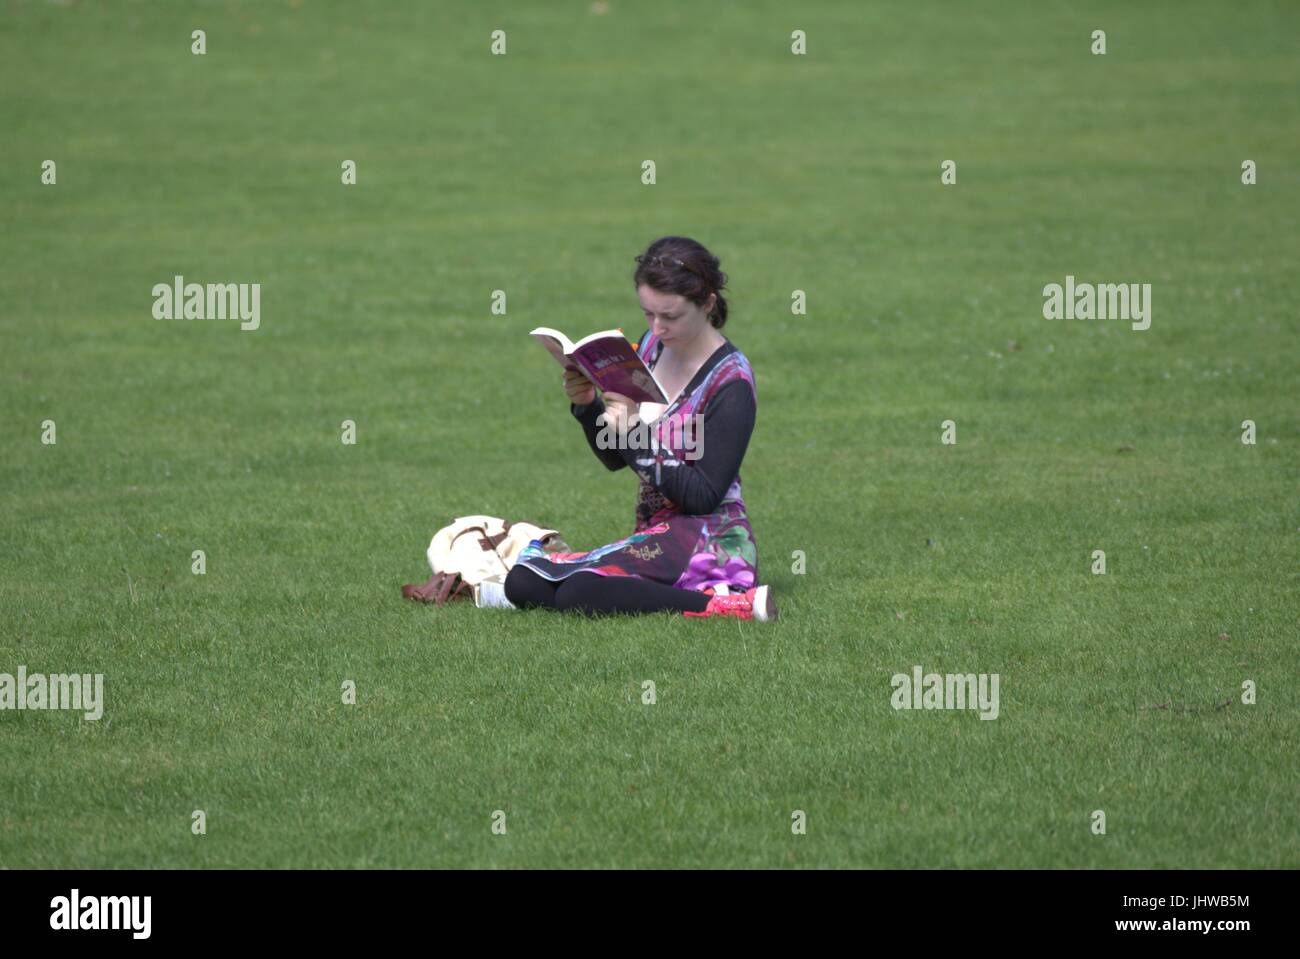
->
[568, 329, 653, 472]
[573, 397, 630, 471]
[613, 379, 756, 515]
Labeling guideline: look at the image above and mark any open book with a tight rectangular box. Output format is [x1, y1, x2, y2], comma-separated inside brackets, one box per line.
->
[530, 327, 669, 405]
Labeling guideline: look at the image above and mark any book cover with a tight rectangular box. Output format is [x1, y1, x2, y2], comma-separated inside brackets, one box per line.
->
[530, 327, 668, 404]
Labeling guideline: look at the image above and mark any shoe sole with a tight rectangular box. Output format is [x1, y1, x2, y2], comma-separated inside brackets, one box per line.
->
[753, 584, 777, 622]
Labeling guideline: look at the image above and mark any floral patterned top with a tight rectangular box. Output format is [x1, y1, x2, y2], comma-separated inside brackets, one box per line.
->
[514, 329, 761, 593]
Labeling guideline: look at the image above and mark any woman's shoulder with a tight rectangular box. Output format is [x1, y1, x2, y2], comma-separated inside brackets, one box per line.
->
[635, 328, 657, 356]
[714, 338, 754, 378]
[705, 338, 757, 402]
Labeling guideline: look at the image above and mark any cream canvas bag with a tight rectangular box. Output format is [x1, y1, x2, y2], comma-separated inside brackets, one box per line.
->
[427, 515, 563, 586]
[402, 516, 566, 606]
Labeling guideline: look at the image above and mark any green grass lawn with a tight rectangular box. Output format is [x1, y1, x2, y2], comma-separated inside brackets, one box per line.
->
[1, 0, 1296, 868]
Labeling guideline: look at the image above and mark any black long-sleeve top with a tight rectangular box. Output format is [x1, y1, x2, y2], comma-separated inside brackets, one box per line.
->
[570, 342, 756, 516]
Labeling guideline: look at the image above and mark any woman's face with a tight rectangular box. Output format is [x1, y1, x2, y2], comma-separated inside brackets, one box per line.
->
[637, 284, 715, 348]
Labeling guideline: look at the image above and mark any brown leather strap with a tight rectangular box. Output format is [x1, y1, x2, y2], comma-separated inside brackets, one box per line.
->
[402, 572, 474, 606]
[453, 524, 512, 575]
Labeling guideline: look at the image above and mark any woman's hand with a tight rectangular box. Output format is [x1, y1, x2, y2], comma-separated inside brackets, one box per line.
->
[563, 368, 596, 406]
[596, 391, 639, 435]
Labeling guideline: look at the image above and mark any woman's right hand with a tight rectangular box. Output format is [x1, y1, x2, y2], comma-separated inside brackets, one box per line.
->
[563, 367, 596, 406]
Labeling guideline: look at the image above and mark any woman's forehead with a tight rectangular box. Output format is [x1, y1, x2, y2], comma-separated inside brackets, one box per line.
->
[637, 286, 688, 312]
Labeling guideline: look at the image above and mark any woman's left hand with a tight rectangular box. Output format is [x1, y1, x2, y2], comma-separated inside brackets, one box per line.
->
[597, 392, 639, 434]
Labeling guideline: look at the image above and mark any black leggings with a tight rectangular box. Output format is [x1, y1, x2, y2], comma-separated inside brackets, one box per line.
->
[504, 565, 710, 617]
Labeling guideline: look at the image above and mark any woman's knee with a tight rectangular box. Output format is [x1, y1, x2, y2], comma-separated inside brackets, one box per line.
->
[505, 565, 553, 607]
[553, 574, 605, 616]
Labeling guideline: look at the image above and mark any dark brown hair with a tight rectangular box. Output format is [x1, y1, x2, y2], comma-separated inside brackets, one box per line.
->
[631, 236, 729, 329]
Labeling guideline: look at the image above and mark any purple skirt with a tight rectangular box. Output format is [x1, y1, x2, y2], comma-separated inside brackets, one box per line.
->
[514, 500, 759, 594]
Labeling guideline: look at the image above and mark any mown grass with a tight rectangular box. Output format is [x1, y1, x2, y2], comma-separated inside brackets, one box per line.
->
[1, 0, 1296, 867]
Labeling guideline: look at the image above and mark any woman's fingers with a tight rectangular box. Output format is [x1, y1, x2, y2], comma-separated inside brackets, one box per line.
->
[599, 393, 640, 432]
[563, 368, 595, 404]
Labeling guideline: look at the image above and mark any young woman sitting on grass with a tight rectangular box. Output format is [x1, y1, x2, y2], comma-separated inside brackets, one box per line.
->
[504, 236, 776, 621]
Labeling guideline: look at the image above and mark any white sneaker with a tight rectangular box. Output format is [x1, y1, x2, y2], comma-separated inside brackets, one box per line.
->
[475, 578, 517, 610]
